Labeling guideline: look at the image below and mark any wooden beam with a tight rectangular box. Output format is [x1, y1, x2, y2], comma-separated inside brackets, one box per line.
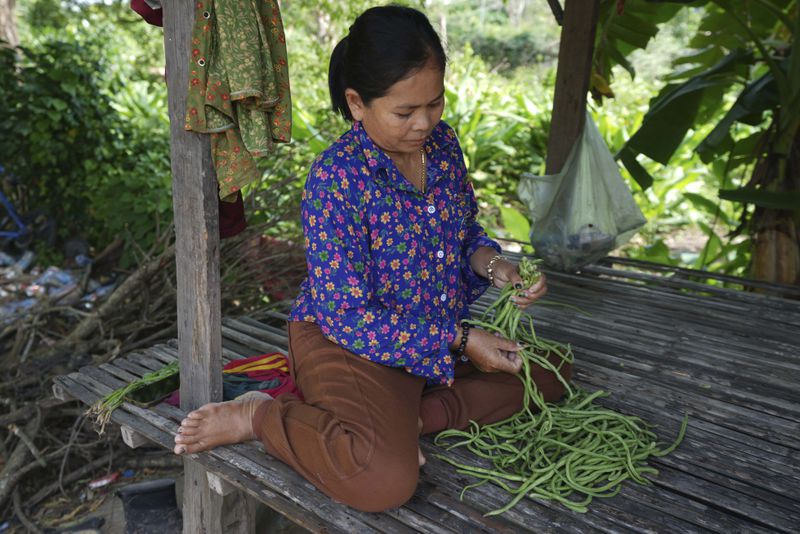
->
[120, 425, 150, 449]
[163, 2, 227, 533]
[545, 0, 600, 174]
[163, 0, 222, 413]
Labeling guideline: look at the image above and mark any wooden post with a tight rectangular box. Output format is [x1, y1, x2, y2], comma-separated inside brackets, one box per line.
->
[163, 3, 252, 533]
[545, 0, 600, 174]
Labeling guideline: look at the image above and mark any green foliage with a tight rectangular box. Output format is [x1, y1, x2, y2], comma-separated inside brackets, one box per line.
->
[719, 187, 800, 210]
[426, 0, 560, 73]
[462, 29, 554, 72]
[610, 0, 799, 278]
[7, 0, 782, 282]
[0, 37, 113, 234]
[22, 0, 72, 32]
[594, 0, 688, 83]
[594, 65, 750, 276]
[621, 47, 752, 176]
[498, 205, 531, 243]
[442, 47, 550, 250]
[445, 48, 549, 185]
[19, 0, 165, 67]
[619, 1, 796, 182]
[86, 79, 172, 250]
[632, 239, 678, 266]
[0, 18, 171, 261]
[696, 70, 779, 160]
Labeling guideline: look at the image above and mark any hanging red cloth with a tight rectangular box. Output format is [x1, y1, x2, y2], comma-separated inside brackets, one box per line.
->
[218, 190, 247, 238]
[130, 0, 162, 27]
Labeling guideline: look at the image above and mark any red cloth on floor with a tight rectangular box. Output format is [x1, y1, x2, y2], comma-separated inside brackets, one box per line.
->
[223, 353, 302, 399]
[163, 352, 302, 406]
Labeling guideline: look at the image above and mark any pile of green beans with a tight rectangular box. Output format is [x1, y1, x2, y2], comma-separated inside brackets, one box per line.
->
[434, 257, 687, 515]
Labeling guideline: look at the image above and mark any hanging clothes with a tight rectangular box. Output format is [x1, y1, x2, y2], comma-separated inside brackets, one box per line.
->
[218, 188, 247, 238]
[130, 0, 162, 26]
[129, 0, 253, 239]
[184, 0, 292, 200]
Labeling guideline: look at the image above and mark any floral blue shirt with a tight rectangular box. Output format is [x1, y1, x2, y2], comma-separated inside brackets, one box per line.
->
[288, 120, 501, 385]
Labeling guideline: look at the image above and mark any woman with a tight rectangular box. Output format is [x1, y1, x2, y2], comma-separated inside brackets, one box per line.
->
[173, 5, 570, 513]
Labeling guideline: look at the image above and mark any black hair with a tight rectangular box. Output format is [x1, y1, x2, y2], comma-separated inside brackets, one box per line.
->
[328, 5, 446, 121]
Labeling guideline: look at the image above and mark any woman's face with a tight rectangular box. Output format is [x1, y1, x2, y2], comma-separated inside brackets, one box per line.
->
[345, 57, 445, 156]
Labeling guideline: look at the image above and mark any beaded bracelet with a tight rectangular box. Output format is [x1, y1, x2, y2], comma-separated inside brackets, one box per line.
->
[457, 320, 470, 362]
[486, 254, 504, 287]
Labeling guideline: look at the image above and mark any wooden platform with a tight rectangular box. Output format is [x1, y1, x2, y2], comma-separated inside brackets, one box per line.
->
[53, 256, 800, 533]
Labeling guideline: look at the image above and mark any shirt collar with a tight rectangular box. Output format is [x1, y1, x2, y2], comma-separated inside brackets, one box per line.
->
[353, 121, 397, 180]
[352, 120, 457, 193]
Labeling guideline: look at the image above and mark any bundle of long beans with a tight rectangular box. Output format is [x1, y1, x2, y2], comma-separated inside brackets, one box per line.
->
[88, 360, 179, 434]
[434, 257, 687, 514]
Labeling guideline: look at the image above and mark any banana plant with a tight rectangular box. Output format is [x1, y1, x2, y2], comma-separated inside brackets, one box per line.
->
[605, 0, 799, 284]
[592, 0, 693, 101]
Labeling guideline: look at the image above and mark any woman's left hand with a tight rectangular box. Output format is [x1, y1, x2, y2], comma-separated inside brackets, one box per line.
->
[491, 258, 547, 310]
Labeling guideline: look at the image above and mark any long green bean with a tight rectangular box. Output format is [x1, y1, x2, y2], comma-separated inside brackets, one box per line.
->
[434, 257, 688, 515]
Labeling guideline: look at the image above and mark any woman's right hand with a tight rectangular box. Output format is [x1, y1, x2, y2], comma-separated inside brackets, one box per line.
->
[455, 327, 523, 375]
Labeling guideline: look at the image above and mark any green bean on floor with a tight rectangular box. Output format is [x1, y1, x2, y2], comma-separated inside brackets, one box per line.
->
[434, 257, 688, 515]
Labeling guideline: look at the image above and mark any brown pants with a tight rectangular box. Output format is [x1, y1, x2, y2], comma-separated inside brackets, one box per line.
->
[252, 321, 572, 512]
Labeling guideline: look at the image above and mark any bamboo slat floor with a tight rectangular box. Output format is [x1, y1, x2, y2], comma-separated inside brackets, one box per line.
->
[53, 256, 800, 533]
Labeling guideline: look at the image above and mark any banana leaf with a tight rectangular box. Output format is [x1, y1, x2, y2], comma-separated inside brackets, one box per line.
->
[594, 0, 688, 82]
[619, 48, 751, 174]
[719, 187, 800, 210]
[636, 48, 748, 159]
[696, 68, 780, 162]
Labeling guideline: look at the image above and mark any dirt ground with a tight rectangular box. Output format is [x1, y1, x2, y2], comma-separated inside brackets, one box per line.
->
[33, 464, 309, 534]
[0, 230, 309, 533]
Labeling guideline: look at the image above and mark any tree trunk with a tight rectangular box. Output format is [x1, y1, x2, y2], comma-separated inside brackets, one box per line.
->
[751, 212, 800, 285]
[0, 0, 18, 48]
[504, 0, 528, 27]
[315, 9, 332, 45]
[750, 133, 800, 286]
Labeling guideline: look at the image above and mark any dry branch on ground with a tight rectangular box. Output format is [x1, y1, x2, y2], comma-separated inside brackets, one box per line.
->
[0, 223, 306, 530]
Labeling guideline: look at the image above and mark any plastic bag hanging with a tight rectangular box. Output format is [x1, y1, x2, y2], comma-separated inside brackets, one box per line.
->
[518, 112, 646, 271]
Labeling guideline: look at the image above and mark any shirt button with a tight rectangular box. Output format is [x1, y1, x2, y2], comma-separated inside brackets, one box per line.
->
[437, 250, 444, 259]
[427, 205, 436, 214]
[440, 293, 447, 302]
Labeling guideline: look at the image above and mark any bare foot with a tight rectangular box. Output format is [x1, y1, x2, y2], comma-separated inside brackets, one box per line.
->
[173, 392, 271, 455]
[418, 417, 426, 467]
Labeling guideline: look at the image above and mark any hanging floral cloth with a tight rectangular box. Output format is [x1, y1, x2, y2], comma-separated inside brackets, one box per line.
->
[184, 0, 292, 201]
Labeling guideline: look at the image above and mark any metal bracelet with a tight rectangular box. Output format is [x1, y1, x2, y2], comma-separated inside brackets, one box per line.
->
[486, 254, 504, 287]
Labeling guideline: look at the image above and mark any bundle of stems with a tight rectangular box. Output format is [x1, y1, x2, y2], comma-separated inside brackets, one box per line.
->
[87, 360, 179, 434]
[435, 257, 688, 514]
